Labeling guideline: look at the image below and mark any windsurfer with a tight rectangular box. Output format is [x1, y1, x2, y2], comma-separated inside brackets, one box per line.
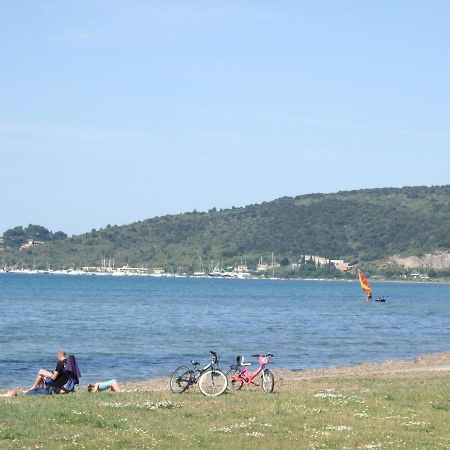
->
[358, 270, 373, 302]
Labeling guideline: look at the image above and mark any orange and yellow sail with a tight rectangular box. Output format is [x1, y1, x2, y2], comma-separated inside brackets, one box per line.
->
[357, 270, 372, 297]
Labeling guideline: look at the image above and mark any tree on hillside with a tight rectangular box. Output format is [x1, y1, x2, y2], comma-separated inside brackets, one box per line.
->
[24, 224, 51, 241]
[3, 226, 27, 247]
[2, 224, 68, 249]
[53, 231, 68, 240]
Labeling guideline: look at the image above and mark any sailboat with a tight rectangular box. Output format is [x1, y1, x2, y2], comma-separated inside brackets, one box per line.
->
[357, 269, 373, 302]
[193, 257, 206, 277]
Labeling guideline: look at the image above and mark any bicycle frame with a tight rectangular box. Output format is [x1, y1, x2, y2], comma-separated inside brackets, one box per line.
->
[231, 355, 270, 385]
[190, 351, 219, 381]
[194, 360, 212, 378]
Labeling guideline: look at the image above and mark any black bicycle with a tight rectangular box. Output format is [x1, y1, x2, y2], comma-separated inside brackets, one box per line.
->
[169, 351, 228, 396]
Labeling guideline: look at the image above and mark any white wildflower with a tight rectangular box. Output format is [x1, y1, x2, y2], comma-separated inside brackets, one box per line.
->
[324, 425, 352, 431]
[245, 431, 264, 437]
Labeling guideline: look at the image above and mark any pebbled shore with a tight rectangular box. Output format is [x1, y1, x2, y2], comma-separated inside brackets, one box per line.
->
[2, 351, 449, 395]
[122, 350, 450, 393]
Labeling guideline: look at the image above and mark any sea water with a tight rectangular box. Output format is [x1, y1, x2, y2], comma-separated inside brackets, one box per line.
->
[1, 274, 449, 388]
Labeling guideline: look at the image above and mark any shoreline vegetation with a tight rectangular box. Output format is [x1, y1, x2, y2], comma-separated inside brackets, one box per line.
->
[1, 351, 450, 449]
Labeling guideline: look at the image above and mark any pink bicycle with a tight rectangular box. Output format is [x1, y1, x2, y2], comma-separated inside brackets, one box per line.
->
[226, 353, 275, 393]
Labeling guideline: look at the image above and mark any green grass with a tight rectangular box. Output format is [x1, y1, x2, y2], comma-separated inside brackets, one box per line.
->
[1, 375, 450, 449]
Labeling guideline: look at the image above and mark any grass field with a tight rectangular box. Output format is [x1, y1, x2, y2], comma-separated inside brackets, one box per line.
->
[1, 374, 450, 449]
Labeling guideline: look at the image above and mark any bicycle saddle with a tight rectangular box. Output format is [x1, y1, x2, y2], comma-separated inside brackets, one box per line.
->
[191, 360, 200, 366]
[237, 355, 252, 366]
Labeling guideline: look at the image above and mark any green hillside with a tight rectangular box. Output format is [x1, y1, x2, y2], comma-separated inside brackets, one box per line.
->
[2, 185, 450, 272]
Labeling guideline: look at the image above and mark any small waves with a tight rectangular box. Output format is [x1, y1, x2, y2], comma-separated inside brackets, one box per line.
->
[1, 275, 450, 387]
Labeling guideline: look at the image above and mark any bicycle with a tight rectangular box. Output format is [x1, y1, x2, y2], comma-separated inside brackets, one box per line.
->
[226, 353, 275, 393]
[169, 350, 228, 397]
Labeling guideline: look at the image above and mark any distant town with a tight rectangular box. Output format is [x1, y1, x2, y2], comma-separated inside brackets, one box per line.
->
[1, 253, 352, 279]
[1, 235, 446, 281]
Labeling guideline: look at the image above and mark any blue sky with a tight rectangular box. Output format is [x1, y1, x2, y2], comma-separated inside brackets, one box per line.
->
[1, 1, 449, 235]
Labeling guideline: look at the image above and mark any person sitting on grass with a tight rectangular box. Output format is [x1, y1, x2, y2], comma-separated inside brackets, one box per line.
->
[88, 379, 121, 393]
[27, 350, 69, 395]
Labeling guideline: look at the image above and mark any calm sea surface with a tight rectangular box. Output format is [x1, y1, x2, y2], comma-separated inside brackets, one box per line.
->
[1, 274, 450, 388]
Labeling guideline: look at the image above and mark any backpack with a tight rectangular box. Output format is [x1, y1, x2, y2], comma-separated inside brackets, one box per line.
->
[56, 355, 81, 393]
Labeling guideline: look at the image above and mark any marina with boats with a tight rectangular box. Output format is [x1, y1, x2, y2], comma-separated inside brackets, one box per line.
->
[0, 253, 354, 280]
[0, 258, 255, 279]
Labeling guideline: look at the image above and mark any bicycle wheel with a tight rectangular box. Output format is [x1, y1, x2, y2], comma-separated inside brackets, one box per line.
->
[260, 369, 274, 393]
[170, 366, 193, 393]
[226, 368, 243, 391]
[198, 369, 227, 396]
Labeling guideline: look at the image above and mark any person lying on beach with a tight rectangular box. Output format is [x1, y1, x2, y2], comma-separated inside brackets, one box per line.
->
[27, 350, 69, 395]
[88, 379, 121, 393]
[0, 390, 17, 397]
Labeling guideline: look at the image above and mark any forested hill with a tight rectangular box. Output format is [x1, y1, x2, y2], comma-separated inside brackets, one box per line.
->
[3, 185, 450, 270]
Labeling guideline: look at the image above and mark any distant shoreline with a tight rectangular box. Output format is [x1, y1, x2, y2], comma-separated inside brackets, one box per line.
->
[1, 270, 449, 284]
